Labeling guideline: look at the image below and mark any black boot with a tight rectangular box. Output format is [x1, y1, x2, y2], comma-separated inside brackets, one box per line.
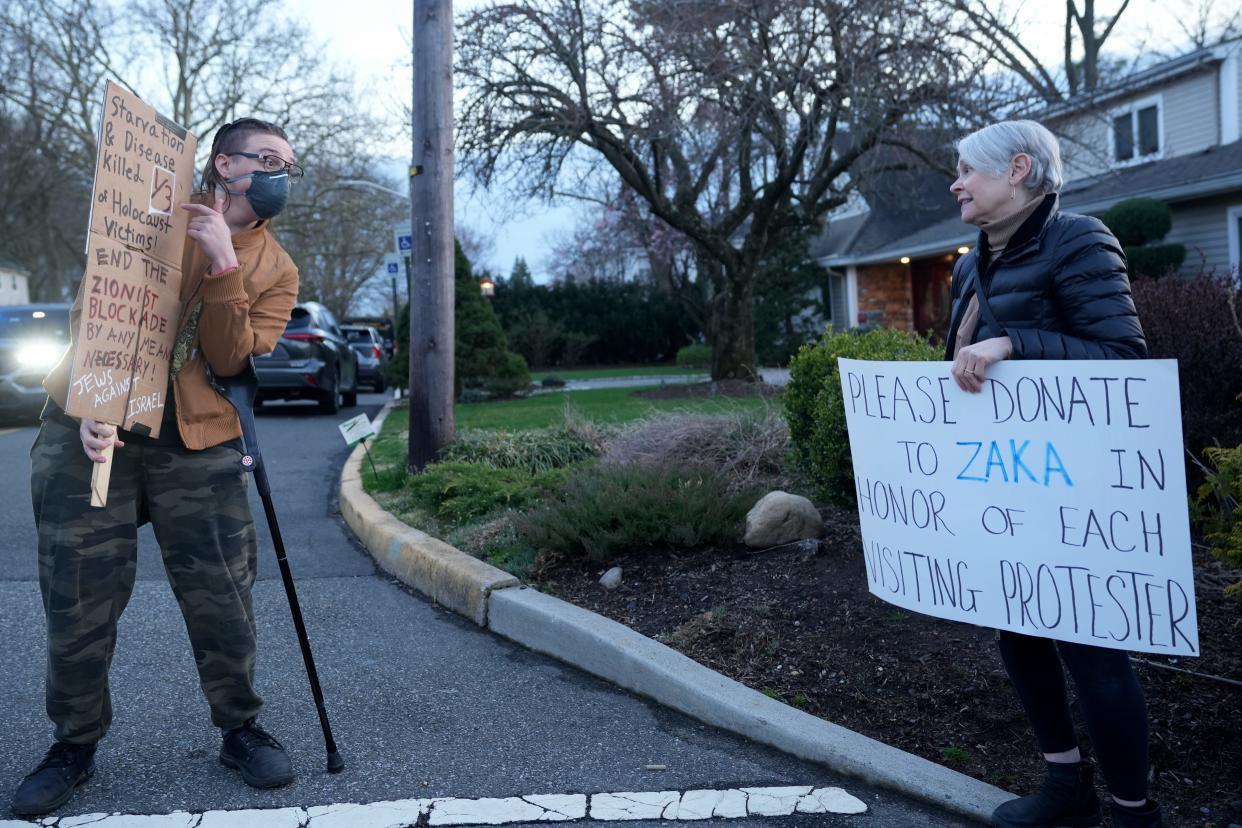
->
[1110, 799, 1163, 828]
[10, 742, 96, 816]
[219, 718, 294, 788]
[991, 761, 1101, 828]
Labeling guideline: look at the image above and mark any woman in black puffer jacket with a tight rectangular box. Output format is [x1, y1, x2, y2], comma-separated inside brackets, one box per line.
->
[946, 120, 1161, 828]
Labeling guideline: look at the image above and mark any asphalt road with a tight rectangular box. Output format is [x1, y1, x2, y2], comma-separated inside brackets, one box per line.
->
[0, 392, 970, 826]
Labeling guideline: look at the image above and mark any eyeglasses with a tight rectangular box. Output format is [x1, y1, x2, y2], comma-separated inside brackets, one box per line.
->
[229, 151, 304, 180]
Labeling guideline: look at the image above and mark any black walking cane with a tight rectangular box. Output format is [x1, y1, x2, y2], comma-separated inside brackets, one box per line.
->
[214, 358, 345, 774]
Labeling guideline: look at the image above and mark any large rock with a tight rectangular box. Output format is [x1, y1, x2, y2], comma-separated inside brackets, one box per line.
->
[744, 491, 823, 548]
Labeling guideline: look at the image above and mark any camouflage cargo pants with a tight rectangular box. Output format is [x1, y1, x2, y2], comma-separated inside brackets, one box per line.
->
[30, 414, 263, 745]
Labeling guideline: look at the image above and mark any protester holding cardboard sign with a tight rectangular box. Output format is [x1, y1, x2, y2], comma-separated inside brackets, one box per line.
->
[15, 116, 301, 816]
[944, 121, 1160, 828]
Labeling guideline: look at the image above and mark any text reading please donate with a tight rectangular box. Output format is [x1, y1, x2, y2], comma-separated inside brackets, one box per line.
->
[837, 358, 1197, 656]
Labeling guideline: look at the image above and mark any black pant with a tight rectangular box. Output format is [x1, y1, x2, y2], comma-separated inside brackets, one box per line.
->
[997, 631, 1149, 802]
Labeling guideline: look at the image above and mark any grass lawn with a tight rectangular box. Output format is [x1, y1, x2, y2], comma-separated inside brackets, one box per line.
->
[370, 386, 776, 443]
[458, 385, 774, 430]
[530, 365, 708, 381]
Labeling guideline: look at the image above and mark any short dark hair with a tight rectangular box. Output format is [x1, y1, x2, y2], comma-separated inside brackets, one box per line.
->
[200, 117, 290, 194]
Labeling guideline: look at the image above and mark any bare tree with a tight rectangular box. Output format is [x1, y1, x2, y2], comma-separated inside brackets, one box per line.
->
[0, 0, 123, 298]
[949, 0, 1135, 103]
[1, 0, 392, 313]
[458, 0, 967, 380]
[276, 167, 411, 320]
[544, 201, 642, 284]
[455, 222, 498, 275]
[1166, 0, 1242, 51]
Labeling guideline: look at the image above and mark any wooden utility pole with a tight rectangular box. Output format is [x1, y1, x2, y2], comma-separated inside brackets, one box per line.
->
[408, 0, 455, 471]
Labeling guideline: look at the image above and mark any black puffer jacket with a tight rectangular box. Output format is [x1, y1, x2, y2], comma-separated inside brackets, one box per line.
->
[943, 193, 1147, 361]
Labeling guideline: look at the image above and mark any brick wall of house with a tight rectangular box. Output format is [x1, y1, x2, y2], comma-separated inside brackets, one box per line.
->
[856, 263, 913, 330]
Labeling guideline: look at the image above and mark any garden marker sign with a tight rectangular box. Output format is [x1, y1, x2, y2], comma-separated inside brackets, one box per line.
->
[838, 358, 1198, 656]
[338, 413, 376, 447]
[64, 81, 197, 506]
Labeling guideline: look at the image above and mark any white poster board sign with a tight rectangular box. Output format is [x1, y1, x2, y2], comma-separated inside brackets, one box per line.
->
[838, 358, 1198, 656]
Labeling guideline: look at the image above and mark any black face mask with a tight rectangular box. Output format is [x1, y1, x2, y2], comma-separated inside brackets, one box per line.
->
[224, 170, 289, 219]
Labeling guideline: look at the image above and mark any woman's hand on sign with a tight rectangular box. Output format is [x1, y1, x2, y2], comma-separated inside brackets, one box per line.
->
[182, 195, 238, 275]
[952, 335, 1014, 393]
[80, 419, 124, 463]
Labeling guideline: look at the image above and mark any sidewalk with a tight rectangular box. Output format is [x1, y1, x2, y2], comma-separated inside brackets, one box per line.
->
[531, 368, 791, 393]
[339, 402, 1013, 825]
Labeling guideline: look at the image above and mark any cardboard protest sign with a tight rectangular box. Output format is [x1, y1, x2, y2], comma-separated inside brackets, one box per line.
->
[838, 358, 1197, 656]
[64, 81, 197, 504]
[65, 81, 196, 435]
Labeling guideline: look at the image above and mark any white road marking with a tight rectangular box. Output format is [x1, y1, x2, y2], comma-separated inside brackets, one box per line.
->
[3, 785, 866, 828]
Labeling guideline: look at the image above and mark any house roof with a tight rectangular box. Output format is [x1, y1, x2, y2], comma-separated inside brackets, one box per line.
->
[814, 139, 1242, 267]
[1039, 41, 1235, 120]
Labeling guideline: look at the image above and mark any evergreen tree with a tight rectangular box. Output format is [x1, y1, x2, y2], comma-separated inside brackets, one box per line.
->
[385, 241, 531, 397]
[456, 242, 531, 397]
[510, 256, 534, 287]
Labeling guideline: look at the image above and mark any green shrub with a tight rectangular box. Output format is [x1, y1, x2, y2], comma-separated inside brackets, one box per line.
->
[1192, 441, 1242, 596]
[1124, 244, 1186, 279]
[466, 351, 531, 399]
[441, 426, 602, 473]
[517, 463, 761, 563]
[481, 528, 542, 580]
[676, 343, 712, 369]
[785, 328, 939, 507]
[1100, 198, 1184, 279]
[405, 461, 564, 525]
[1101, 198, 1173, 246]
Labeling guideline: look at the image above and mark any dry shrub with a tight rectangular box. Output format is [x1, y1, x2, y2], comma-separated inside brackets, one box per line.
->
[1131, 269, 1242, 462]
[601, 409, 791, 489]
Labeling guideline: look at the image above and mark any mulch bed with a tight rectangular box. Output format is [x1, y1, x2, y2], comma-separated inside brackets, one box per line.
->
[633, 380, 785, 399]
[537, 507, 1242, 827]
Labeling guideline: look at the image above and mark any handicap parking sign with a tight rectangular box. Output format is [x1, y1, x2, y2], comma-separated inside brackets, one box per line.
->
[393, 224, 413, 255]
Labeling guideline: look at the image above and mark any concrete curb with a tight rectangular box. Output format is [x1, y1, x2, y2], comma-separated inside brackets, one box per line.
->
[339, 403, 519, 626]
[488, 587, 1012, 824]
[339, 402, 1012, 824]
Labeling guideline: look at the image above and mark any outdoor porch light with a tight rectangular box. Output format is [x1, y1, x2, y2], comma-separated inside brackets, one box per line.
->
[957, 246, 970, 255]
[479, 276, 495, 297]
[899, 256, 911, 264]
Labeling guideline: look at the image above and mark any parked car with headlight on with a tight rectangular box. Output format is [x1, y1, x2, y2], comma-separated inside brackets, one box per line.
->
[255, 301, 359, 414]
[341, 325, 388, 393]
[0, 304, 72, 423]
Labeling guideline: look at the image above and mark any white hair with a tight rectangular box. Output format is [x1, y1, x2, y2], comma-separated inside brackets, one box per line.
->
[957, 120, 1064, 195]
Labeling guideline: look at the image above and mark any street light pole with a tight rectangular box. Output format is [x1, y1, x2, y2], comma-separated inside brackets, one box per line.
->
[409, 0, 455, 472]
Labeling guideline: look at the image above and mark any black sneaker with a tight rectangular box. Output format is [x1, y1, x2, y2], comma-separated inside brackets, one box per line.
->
[991, 760, 1102, 828]
[219, 719, 294, 788]
[11, 742, 96, 816]
[1111, 799, 1164, 828]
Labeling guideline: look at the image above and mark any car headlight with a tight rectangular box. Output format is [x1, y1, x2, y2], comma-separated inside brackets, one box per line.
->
[16, 341, 65, 371]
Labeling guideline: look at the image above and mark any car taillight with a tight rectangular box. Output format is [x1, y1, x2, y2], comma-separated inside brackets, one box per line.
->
[285, 333, 324, 343]
[372, 346, 382, 359]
